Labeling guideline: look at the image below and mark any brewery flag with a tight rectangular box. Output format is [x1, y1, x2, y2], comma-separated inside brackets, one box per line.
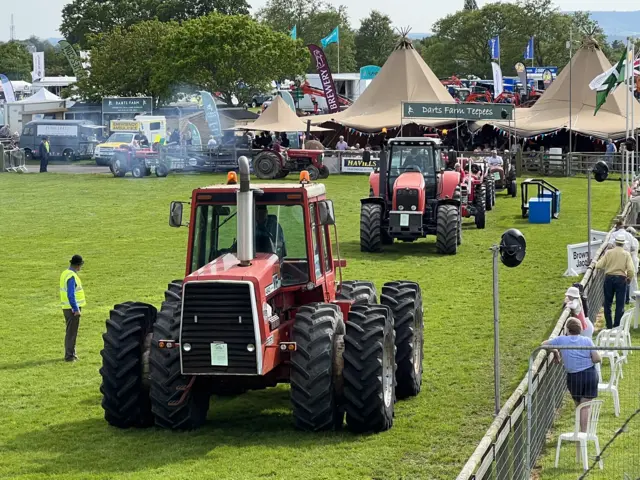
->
[307, 44, 340, 114]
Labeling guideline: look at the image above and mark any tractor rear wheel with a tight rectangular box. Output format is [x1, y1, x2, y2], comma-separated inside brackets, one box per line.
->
[474, 185, 486, 230]
[343, 304, 395, 433]
[318, 166, 330, 179]
[436, 204, 459, 255]
[381, 282, 423, 399]
[510, 180, 517, 198]
[132, 161, 146, 178]
[485, 180, 493, 211]
[149, 281, 210, 430]
[336, 280, 377, 305]
[274, 169, 289, 179]
[100, 302, 158, 428]
[290, 303, 343, 431]
[360, 203, 384, 253]
[155, 163, 169, 177]
[253, 152, 281, 179]
[306, 165, 320, 181]
[111, 153, 127, 177]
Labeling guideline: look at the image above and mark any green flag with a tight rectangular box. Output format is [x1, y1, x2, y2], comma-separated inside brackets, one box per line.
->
[58, 40, 87, 79]
[590, 49, 627, 115]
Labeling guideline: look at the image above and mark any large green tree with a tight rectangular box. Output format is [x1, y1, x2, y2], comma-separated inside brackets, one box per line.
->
[257, 0, 356, 73]
[354, 11, 397, 69]
[0, 41, 31, 81]
[60, 0, 250, 48]
[22, 37, 74, 77]
[464, 0, 478, 10]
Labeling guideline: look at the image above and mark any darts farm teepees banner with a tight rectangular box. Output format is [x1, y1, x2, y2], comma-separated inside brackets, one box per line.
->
[308, 44, 340, 114]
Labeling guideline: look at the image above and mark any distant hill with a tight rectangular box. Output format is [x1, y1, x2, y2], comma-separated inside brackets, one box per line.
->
[407, 32, 431, 40]
[586, 11, 640, 41]
[46, 37, 63, 46]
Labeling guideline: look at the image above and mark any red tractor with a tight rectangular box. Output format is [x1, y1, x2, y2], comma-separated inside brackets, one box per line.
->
[457, 158, 487, 229]
[253, 145, 328, 181]
[360, 137, 462, 255]
[99, 157, 424, 434]
[489, 154, 517, 197]
[110, 145, 169, 178]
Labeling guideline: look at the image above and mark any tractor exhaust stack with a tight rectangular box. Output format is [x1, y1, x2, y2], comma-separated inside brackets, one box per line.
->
[237, 156, 253, 266]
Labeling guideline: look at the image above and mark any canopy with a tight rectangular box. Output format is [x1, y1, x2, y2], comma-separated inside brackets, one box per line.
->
[17, 88, 62, 103]
[473, 39, 640, 140]
[238, 97, 330, 132]
[310, 38, 456, 132]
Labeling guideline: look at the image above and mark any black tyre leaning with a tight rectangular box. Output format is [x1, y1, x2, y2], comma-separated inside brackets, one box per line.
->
[253, 151, 281, 179]
[149, 281, 211, 430]
[100, 302, 158, 428]
[360, 203, 384, 253]
[343, 304, 395, 433]
[290, 303, 342, 431]
[436, 204, 459, 255]
[336, 280, 377, 304]
[381, 281, 423, 399]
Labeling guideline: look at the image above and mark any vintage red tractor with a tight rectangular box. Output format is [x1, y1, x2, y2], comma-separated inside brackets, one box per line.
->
[489, 154, 517, 197]
[457, 158, 487, 229]
[110, 144, 169, 178]
[360, 137, 462, 255]
[99, 157, 424, 434]
[253, 145, 328, 181]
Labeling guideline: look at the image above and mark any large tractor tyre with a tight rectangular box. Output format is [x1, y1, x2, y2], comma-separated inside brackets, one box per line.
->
[290, 303, 343, 431]
[274, 169, 289, 179]
[457, 212, 463, 246]
[435, 204, 459, 255]
[100, 302, 158, 428]
[111, 153, 127, 178]
[475, 204, 486, 229]
[485, 181, 493, 211]
[343, 304, 396, 433]
[306, 165, 320, 181]
[318, 165, 330, 179]
[132, 161, 146, 178]
[360, 203, 384, 253]
[510, 180, 517, 198]
[149, 282, 210, 430]
[336, 280, 378, 305]
[474, 185, 486, 230]
[155, 163, 169, 177]
[381, 282, 423, 399]
[253, 152, 281, 179]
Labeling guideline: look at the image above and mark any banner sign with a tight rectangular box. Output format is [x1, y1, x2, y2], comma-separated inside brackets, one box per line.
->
[58, 40, 86, 78]
[278, 90, 296, 112]
[563, 240, 603, 276]
[0, 74, 16, 103]
[402, 102, 514, 121]
[590, 230, 608, 243]
[102, 97, 153, 114]
[110, 120, 141, 132]
[32, 52, 45, 81]
[200, 91, 223, 139]
[36, 124, 78, 137]
[526, 66, 558, 75]
[491, 62, 504, 97]
[308, 44, 340, 113]
[341, 153, 380, 173]
[360, 65, 381, 80]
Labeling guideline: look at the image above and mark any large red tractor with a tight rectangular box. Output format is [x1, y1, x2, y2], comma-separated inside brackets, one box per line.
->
[360, 137, 462, 255]
[253, 146, 328, 181]
[99, 157, 424, 434]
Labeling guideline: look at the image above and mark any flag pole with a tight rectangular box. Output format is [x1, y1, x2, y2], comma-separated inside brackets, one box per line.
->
[626, 38, 630, 193]
[338, 35, 340, 74]
[568, 27, 573, 168]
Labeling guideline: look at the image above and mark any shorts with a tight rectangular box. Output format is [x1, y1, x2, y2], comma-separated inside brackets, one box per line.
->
[566, 366, 598, 402]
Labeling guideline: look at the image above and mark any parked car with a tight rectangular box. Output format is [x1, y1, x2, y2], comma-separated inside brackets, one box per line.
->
[250, 94, 273, 108]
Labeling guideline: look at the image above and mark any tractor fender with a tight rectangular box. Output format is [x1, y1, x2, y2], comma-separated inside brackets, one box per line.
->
[360, 196, 387, 214]
[438, 170, 461, 201]
[392, 172, 426, 212]
[369, 172, 380, 197]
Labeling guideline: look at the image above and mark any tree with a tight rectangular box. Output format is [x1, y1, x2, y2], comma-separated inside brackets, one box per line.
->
[22, 37, 74, 77]
[354, 11, 397, 69]
[160, 13, 309, 104]
[0, 41, 31, 81]
[257, 0, 356, 73]
[60, 0, 250, 48]
[464, 0, 478, 10]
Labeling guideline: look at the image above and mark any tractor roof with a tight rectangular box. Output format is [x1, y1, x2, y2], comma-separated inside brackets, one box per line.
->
[389, 137, 442, 145]
[200, 182, 326, 198]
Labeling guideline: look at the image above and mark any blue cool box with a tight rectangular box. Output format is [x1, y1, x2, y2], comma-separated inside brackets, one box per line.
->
[528, 197, 552, 224]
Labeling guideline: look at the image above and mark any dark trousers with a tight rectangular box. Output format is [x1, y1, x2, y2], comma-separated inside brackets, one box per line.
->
[39, 156, 48, 172]
[604, 275, 627, 329]
[63, 308, 80, 360]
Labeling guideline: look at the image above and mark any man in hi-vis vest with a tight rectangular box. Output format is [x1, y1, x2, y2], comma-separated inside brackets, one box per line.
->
[59, 255, 86, 362]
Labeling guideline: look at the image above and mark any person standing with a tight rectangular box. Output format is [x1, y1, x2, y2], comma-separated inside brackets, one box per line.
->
[564, 286, 594, 338]
[605, 138, 616, 167]
[39, 136, 50, 173]
[59, 255, 86, 362]
[596, 233, 635, 328]
[626, 227, 639, 302]
[336, 136, 348, 151]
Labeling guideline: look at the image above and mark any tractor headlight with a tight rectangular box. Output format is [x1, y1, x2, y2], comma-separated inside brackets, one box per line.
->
[411, 205, 417, 211]
[247, 344, 255, 352]
[398, 205, 404, 211]
[183, 343, 192, 352]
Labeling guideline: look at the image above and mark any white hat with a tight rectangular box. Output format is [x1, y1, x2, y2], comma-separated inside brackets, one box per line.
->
[565, 286, 580, 298]
[627, 226, 637, 236]
[615, 232, 627, 244]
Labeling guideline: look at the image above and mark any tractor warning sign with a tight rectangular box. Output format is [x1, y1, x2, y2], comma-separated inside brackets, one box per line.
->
[341, 153, 380, 173]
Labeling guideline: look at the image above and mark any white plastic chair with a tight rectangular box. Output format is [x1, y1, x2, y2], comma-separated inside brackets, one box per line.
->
[555, 400, 604, 471]
[633, 290, 640, 329]
[598, 358, 622, 417]
[595, 329, 622, 381]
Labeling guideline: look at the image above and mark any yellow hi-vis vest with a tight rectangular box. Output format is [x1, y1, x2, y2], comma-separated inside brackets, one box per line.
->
[59, 269, 86, 309]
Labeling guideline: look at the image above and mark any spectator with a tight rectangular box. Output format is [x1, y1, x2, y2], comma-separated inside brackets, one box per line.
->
[169, 128, 180, 144]
[596, 232, 635, 328]
[564, 286, 594, 338]
[38, 136, 50, 173]
[605, 138, 616, 167]
[336, 136, 348, 151]
[627, 227, 639, 301]
[280, 132, 290, 148]
[207, 135, 217, 150]
[542, 318, 601, 433]
[183, 128, 193, 146]
[607, 220, 632, 252]
[486, 149, 503, 166]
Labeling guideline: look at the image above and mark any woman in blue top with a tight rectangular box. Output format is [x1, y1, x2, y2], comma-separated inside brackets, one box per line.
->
[543, 317, 601, 432]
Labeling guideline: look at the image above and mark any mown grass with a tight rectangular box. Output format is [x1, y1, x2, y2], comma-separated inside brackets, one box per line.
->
[0, 172, 620, 480]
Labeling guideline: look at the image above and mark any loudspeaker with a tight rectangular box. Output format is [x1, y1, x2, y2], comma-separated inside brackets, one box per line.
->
[500, 228, 526, 268]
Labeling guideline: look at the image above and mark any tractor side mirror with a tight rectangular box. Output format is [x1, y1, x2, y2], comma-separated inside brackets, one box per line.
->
[169, 201, 184, 227]
[318, 200, 336, 226]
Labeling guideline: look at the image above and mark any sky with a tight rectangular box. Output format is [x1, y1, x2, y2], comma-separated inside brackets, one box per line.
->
[1, 0, 639, 42]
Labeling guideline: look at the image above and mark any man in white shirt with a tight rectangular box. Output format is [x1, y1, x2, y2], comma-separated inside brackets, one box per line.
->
[627, 227, 639, 301]
[207, 135, 218, 150]
[607, 221, 632, 252]
[486, 149, 503, 167]
[336, 136, 348, 151]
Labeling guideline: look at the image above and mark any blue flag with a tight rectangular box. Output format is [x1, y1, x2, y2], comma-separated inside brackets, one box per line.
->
[524, 36, 534, 60]
[488, 36, 500, 60]
[290, 25, 297, 40]
[200, 91, 222, 140]
[321, 27, 339, 48]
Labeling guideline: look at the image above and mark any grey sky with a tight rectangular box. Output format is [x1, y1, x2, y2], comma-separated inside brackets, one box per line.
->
[2, 0, 639, 42]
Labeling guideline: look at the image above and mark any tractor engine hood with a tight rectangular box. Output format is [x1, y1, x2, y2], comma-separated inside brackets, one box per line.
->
[393, 172, 425, 191]
[392, 172, 425, 212]
[186, 253, 281, 291]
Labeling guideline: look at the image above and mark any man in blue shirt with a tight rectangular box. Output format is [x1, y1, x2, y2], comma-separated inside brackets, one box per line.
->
[605, 139, 616, 167]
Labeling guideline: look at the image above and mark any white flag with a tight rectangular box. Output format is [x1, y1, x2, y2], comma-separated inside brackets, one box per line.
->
[32, 52, 45, 81]
[491, 62, 503, 97]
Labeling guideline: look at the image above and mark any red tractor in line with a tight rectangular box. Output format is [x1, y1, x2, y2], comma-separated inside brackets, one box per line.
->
[360, 137, 462, 255]
[110, 144, 169, 178]
[253, 145, 329, 181]
[456, 157, 489, 229]
[99, 157, 424, 434]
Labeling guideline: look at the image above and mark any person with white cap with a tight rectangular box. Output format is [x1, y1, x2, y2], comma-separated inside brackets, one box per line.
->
[596, 232, 635, 328]
[564, 286, 594, 338]
[607, 219, 632, 252]
[626, 226, 639, 302]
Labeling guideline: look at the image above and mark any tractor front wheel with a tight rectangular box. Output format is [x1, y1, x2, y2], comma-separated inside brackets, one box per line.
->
[155, 163, 169, 177]
[149, 281, 210, 430]
[510, 180, 517, 198]
[132, 161, 146, 178]
[336, 280, 377, 305]
[100, 302, 158, 428]
[360, 203, 385, 253]
[111, 153, 127, 177]
[306, 165, 320, 181]
[435, 204, 459, 255]
[290, 303, 343, 431]
[318, 165, 330, 179]
[485, 180, 493, 211]
[253, 152, 281, 179]
[381, 282, 423, 399]
[343, 304, 395, 433]
[474, 184, 486, 229]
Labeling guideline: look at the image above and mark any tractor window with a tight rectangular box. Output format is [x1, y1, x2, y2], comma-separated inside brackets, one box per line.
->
[390, 146, 437, 180]
[191, 205, 238, 272]
[321, 225, 332, 273]
[309, 204, 322, 279]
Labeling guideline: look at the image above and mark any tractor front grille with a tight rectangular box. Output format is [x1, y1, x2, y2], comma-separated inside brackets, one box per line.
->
[396, 188, 419, 211]
[180, 282, 258, 375]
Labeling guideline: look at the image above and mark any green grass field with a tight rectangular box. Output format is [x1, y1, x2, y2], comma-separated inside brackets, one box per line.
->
[0, 173, 620, 480]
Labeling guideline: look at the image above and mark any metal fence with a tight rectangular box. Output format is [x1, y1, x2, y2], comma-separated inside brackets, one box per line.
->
[457, 202, 634, 480]
[0, 145, 27, 173]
